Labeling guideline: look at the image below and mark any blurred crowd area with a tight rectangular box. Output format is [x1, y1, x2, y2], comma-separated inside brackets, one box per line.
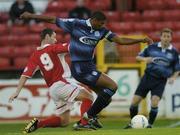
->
[0, 0, 180, 78]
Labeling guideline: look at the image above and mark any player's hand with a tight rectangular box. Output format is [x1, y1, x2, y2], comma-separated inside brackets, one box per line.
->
[20, 12, 32, 19]
[9, 92, 19, 103]
[168, 77, 176, 84]
[142, 37, 153, 44]
[144, 57, 153, 64]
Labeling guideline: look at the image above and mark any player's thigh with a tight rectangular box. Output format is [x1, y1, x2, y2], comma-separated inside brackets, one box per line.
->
[49, 81, 80, 102]
[60, 110, 70, 127]
[131, 95, 143, 106]
[134, 74, 150, 98]
[75, 88, 94, 101]
[151, 79, 167, 99]
[96, 72, 118, 90]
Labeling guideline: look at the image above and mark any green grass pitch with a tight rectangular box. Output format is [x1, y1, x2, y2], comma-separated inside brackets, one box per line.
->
[0, 118, 180, 135]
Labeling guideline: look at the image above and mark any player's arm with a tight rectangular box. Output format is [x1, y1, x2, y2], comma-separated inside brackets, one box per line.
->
[136, 56, 153, 64]
[168, 52, 180, 84]
[9, 54, 38, 103]
[53, 43, 69, 54]
[111, 35, 153, 45]
[20, 12, 56, 23]
[8, 76, 28, 103]
[136, 46, 153, 64]
[168, 71, 180, 84]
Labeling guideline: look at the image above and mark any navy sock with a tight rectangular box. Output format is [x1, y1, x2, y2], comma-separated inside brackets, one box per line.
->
[149, 107, 158, 125]
[130, 105, 138, 119]
[87, 88, 115, 117]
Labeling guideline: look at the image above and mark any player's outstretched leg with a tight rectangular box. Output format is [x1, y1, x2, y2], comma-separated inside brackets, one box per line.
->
[23, 118, 38, 133]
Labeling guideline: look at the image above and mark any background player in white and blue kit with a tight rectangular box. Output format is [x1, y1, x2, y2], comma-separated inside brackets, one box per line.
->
[124, 28, 180, 129]
[20, 11, 153, 129]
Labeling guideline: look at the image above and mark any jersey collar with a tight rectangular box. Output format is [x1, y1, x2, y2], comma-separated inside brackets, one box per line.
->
[37, 44, 50, 50]
[158, 42, 173, 50]
[86, 19, 94, 33]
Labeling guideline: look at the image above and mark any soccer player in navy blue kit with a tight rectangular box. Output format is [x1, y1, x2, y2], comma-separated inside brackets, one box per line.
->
[20, 11, 153, 130]
[124, 28, 180, 129]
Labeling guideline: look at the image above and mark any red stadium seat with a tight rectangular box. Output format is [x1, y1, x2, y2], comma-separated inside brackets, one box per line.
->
[162, 10, 180, 21]
[64, 1, 76, 11]
[120, 57, 136, 63]
[166, 0, 180, 9]
[86, 0, 111, 10]
[0, 24, 8, 35]
[46, 1, 66, 12]
[108, 22, 133, 33]
[13, 46, 34, 57]
[0, 12, 9, 23]
[134, 22, 155, 33]
[122, 12, 141, 22]
[154, 22, 176, 31]
[10, 25, 29, 35]
[0, 47, 13, 58]
[0, 35, 9, 46]
[173, 32, 180, 42]
[29, 23, 45, 33]
[22, 34, 40, 45]
[173, 42, 180, 52]
[104, 11, 121, 22]
[0, 58, 11, 69]
[146, 0, 166, 10]
[58, 12, 69, 18]
[142, 10, 163, 22]
[137, 0, 148, 11]
[14, 57, 29, 69]
[148, 32, 160, 42]
[175, 22, 180, 31]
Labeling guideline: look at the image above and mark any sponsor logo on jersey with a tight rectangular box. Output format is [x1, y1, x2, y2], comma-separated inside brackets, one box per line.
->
[152, 57, 170, 66]
[79, 36, 98, 45]
[94, 31, 100, 37]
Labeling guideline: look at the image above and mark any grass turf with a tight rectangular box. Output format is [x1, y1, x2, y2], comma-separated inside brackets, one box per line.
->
[0, 118, 180, 135]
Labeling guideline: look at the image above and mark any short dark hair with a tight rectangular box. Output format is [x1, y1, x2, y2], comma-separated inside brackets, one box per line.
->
[160, 28, 173, 35]
[40, 28, 54, 40]
[91, 11, 106, 21]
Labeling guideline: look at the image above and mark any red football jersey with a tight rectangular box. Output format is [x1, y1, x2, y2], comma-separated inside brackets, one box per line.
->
[22, 43, 69, 87]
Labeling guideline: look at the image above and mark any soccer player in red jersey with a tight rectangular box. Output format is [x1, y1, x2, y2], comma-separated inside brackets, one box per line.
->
[9, 28, 95, 133]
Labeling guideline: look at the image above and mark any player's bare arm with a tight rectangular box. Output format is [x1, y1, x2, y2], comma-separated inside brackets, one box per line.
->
[8, 76, 28, 103]
[168, 71, 180, 84]
[111, 36, 153, 45]
[136, 56, 153, 64]
[20, 12, 56, 24]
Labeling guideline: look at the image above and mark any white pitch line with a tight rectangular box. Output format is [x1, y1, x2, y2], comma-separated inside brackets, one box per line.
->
[168, 121, 180, 128]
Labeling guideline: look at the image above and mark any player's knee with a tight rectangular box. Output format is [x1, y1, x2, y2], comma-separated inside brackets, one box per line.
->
[60, 118, 70, 127]
[110, 82, 118, 91]
[85, 93, 94, 101]
[151, 96, 160, 107]
[132, 95, 142, 106]
[113, 83, 118, 91]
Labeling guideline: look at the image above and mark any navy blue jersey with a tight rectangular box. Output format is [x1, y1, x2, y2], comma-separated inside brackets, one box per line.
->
[56, 18, 116, 61]
[139, 42, 180, 78]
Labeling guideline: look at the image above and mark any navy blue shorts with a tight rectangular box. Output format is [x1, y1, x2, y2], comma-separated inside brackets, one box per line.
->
[135, 73, 167, 98]
[71, 61, 101, 87]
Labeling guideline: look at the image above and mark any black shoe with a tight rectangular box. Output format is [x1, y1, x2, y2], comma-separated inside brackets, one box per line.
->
[146, 124, 152, 128]
[123, 123, 132, 129]
[23, 118, 38, 133]
[89, 117, 103, 128]
[73, 121, 96, 131]
[83, 113, 103, 128]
